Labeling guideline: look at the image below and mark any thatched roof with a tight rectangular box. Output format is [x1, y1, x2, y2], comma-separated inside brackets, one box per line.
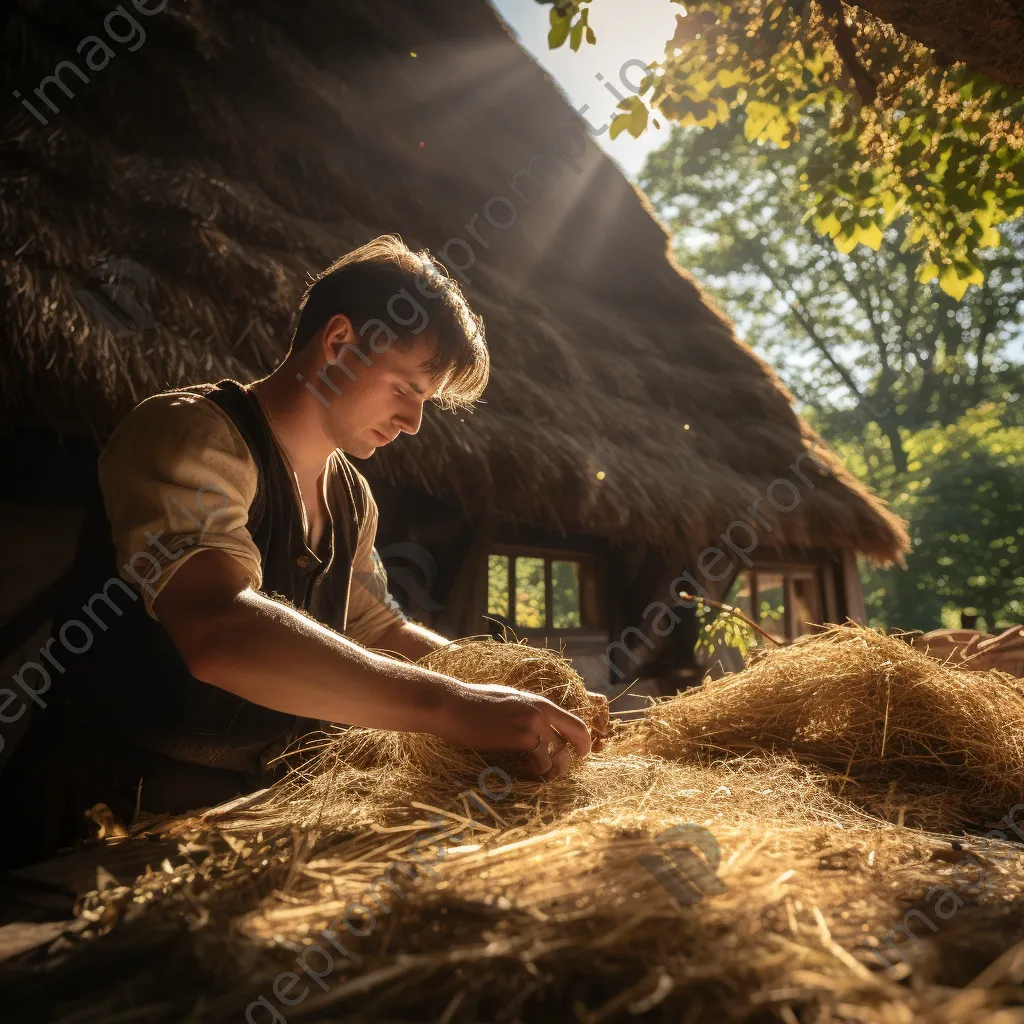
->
[0, 0, 908, 564]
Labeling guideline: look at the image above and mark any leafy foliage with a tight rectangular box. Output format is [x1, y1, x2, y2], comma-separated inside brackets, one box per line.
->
[551, 560, 582, 628]
[487, 554, 510, 620]
[640, 117, 1023, 631]
[639, 118, 1024, 475]
[487, 555, 584, 629]
[541, 0, 1024, 292]
[514, 556, 546, 628]
[856, 405, 1024, 630]
[693, 600, 760, 659]
[547, 0, 595, 50]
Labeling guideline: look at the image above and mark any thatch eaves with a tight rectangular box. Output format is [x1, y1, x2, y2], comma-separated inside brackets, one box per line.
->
[0, 0, 908, 565]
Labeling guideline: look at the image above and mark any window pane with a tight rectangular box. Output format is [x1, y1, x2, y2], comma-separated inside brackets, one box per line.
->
[756, 572, 786, 641]
[726, 571, 753, 621]
[791, 574, 820, 637]
[514, 556, 546, 628]
[487, 554, 509, 619]
[552, 560, 581, 629]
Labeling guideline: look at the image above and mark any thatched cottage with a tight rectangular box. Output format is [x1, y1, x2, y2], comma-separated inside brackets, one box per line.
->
[0, 0, 907, 714]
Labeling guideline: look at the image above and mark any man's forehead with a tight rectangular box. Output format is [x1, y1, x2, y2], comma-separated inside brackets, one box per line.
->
[387, 332, 443, 391]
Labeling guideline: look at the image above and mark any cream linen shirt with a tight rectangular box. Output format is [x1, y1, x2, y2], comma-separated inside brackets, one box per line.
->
[97, 390, 406, 646]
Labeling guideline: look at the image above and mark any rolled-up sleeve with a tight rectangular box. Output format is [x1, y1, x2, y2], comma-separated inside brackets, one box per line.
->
[346, 493, 407, 648]
[98, 392, 262, 618]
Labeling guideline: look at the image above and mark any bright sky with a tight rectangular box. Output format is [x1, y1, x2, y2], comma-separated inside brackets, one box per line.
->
[488, 0, 1024, 367]
[488, 0, 679, 179]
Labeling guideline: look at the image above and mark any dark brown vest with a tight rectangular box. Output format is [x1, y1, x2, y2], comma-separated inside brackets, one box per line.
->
[55, 380, 368, 808]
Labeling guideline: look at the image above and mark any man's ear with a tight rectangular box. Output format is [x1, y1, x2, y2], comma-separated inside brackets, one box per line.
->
[320, 314, 357, 366]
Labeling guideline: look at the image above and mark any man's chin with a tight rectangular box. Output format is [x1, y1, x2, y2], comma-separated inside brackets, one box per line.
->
[345, 444, 377, 460]
[341, 431, 389, 460]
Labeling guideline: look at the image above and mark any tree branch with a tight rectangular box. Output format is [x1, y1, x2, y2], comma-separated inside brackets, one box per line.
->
[820, 0, 878, 103]
[753, 249, 866, 401]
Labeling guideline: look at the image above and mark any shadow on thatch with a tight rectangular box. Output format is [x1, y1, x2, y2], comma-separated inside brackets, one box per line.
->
[1, 0, 907, 564]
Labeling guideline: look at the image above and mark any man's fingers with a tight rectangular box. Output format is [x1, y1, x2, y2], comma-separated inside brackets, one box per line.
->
[522, 701, 590, 780]
[545, 740, 571, 780]
[541, 703, 592, 757]
[525, 722, 557, 776]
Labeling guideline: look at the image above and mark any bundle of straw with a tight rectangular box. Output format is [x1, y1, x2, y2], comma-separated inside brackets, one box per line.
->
[419, 638, 609, 738]
[246, 640, 608, 835]
[631, 624, 1024, 824]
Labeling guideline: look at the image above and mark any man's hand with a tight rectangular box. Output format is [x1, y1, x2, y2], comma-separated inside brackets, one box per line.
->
[154, 550, 592, 781]
[431, 682, 591, 779]
[585, 690, 610, 752]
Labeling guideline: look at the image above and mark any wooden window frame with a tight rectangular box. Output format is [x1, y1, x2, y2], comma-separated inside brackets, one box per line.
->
[733, 563, 823, 643]
[486, 545, 604, 636]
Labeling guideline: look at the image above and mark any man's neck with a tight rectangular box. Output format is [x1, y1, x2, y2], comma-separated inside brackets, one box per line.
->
[250, 362, 335, 478]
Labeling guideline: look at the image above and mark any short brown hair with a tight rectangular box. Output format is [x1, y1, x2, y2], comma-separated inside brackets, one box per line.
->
[290, 235, 488, 409]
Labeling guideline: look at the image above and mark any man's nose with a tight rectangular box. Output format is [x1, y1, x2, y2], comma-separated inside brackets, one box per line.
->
[398, 400, 424, 436]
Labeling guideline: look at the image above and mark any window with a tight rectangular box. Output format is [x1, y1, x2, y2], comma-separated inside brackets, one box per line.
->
[551, 560, 582, 628]
[486, 549, 600, 632]
[487, 554, 510, 619]
[726, 567, 822, 643]
[515, 556, 545, 628]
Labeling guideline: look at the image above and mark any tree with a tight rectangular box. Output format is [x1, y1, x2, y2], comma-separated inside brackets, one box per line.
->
[855, 405, 1024, 631]
[540, 0, 1024, 294]
[844, 1, 1024, 89]
[639, 118, 1024, 475]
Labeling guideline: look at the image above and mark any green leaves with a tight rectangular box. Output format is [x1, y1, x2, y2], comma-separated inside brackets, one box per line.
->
[743, 100, 793, 147]
[866, 406, 1024, 630]
[538, 0, 1024, 295]
[694, 603, 758, 660]
[915, 258, 987, 302]
[548, 8, 571, 49]
[610, 95, 649, 140]
[813, 211, 886, 254]
[640, 108, 1024, 635]
[938, 261, 983, 302]
[547, 3, 595, 50]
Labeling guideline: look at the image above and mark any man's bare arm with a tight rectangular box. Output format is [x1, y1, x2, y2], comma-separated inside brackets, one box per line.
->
[153, 550, 590, 775]
[372, 619, 451, 663]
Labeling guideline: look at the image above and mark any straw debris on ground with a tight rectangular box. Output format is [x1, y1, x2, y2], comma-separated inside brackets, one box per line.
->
[4, 626, 1024, 1023]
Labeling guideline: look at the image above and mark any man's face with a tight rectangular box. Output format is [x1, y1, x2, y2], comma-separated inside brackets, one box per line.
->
[313, 317, 442, 459]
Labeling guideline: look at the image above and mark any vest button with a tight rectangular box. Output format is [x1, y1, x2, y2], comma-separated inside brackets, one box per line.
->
[296, 555, 311, 568]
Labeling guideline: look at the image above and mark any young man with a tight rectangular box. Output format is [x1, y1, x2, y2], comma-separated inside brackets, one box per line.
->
[5, 236, 590, 865]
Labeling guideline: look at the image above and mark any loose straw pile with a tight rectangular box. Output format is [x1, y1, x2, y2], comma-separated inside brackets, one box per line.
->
[631, 624, 1024, 827]
[7, 629, 1024, 1024]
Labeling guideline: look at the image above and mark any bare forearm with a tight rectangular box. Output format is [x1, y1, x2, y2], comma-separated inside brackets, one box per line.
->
[152, 550, 591, 777]
[184, 590, 458, 731]
[372, 619, 451, 662]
